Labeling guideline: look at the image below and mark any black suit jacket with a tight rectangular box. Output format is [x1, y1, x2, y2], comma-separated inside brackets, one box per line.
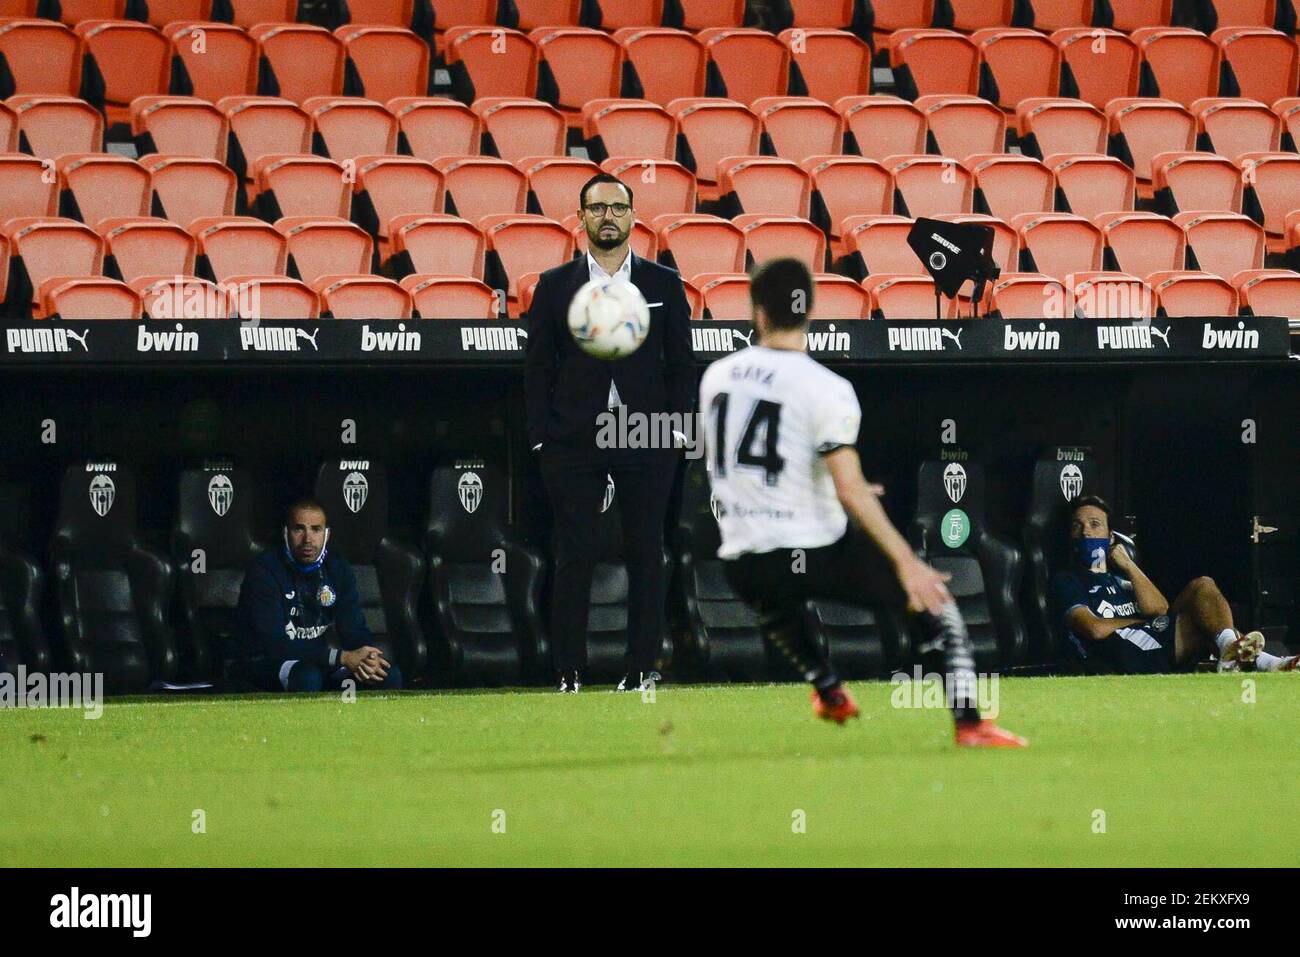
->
[524, 253, 695, 449]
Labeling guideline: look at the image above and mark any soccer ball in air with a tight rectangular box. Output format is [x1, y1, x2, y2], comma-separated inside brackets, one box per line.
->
[567, 279, 651, 360]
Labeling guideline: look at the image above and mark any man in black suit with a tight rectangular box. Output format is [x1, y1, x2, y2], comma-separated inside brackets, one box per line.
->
[525, 173, 694, 693]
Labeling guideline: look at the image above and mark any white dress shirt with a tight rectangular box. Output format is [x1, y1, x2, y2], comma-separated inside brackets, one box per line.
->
[587, 249, 633, 409]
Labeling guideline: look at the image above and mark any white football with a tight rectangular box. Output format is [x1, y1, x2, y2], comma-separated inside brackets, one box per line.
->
[566, 278, 651, 360]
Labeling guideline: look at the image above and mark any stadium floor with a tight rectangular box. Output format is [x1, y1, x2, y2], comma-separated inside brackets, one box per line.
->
[2, 675, 1296, 867]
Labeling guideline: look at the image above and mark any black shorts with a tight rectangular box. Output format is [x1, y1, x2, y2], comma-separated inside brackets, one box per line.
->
[723, 527, 908, 618]
[1100, 614, 1181, 674]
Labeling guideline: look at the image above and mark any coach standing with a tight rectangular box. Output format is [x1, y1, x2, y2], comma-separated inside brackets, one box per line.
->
[525, 173, 694, 694]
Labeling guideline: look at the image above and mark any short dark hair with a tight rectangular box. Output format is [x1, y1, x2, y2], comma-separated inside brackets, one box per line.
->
[1068, 494, 1111, 522]
[750, 257, 814, 329]
[579, 173, 633, 210]
[285, 496, 328, 526]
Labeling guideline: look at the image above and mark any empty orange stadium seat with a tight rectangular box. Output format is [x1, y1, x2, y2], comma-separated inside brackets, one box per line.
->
[1068, 271, 1153, 318]
[387, 213, 485, 277]
[963, 154, 1055, 224]
[1106, 98, 1196, 198]
[57, 154, 151, 228]
[653, 213, 744, 283]
[40, 277, 140, 319]
[592, 0, 665, 30]
[277, 216, 374, 286]
[1192, 97, 1283, 161]
[249, 24, 346, 104]
[2, 217, 104, 316]
[1234, 267, 1300, 317]
[352, 155, 445, 261]
[888, 29, 980, 99]
[801, 155, 892, 256]
[304, 96, 399, 162]
[835, 95, 927, 162]
[1026, 0, 1095, 30]
[445, 27, 539, 101]
[733, 214, 827, 272]
[474, 97, 566, 162]
[667, 97, 761, 201]
[1131, 27, 1220, 109]
[1012, 211, 1104, 278]
[862, 273, 946, 318]
[97, 216, 196, 283]
[253, 154, 349, 221]
[810, 273, 870, 320]
[1147, 270, 1238, 316]
[751, 96, 845, 164]
[600, 156, 696, 221]
[314, 274, 413, 318]
[42, 0, 125, 23]
[167, 22, 258, 102]
[915, 95, 1007, 161]
[479, 213, 574, 315]
[223, 274, 319, 319]
[717, 155, 811, 218]
[433, 156, 530, 222]
[0, 154, 56, 224]
[129, 274, 230, 318]
[139, 0, 212, 27]
[697, 272, 751, 319]
[1047, 154, 1136, 220]
[840, 214, 925, 277]
[1015, 97, 1107, 160]
[130, 96, 228, 162]
[988, 272, 1067, 318]
[401, 274, 499, 318]
[226, 0, 296, 27]
[947, 0, 1015, 31]
[582, 99, 676, 162]
[189, 215, 287, 280]
[1094, 210, 1186, 277]
[517, 156, 600, 219]
[1275, 97, 1300, 145]
[1214, 27, 1299, 105]
[387, 97, 482, 162]
[338, 0, 416, 29]
[335, 25, 430, 103]
[0, 99, 13, 151]
[675, 0, 744, 28]
[565, 213, 657, 259]
[219, 96, 313, 202]
[7, 94, 102, 159]
[697, 27, 789, 106]
[1236, 151, 1300, 251]
[1174, 209, 1266, 279]
[532, 27, 624, 126]
[1054, 28, 1140, 111]
[1151, 151, 1243, 215]
[75, 21, 170, 128]
[1110, 0, 1173, 32]
[515, 0, 582, 29]
[971, 28, 1060, 111]
[613, 28, 706, 107]
[778, 28, 871, 105]
[867, 0, 934, 50]
[886, 154, 974, 217]
[0, 19, 80, 96]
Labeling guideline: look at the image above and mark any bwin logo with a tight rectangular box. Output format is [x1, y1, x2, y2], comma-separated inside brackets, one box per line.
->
[1201, 321, 1260, 350]
[361, 323, 421, 352]
[136, 323, 199, 352]
[342, 471, 368, 513]
[602, 475, 616, 513]
[1003, 322, 1061, 351]
[49, 887, 151, 937]
[89, 474, 115, 517]
[207, 473, 234, 516]
[1059, 464, 1083, 501]
[943, 463, 967, 503]
[457, 471, 483, 513]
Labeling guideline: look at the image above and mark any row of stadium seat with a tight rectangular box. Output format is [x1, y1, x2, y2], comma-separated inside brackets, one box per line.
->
[3, 18, 1299, 115]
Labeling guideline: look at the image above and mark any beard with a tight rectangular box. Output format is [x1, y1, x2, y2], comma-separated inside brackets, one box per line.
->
[589, 227, 627, 251]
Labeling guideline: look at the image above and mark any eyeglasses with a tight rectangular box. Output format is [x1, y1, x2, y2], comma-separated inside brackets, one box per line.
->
[583, 202, 632, 218]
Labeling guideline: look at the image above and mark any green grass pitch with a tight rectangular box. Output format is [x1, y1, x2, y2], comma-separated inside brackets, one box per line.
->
[2, 674, 1296, 867]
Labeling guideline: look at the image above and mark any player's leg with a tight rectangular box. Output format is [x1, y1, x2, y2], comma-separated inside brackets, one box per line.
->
[245, 658, 325, 693]
[1168, 576, 1264, 669]
[539, 443, 608, 689]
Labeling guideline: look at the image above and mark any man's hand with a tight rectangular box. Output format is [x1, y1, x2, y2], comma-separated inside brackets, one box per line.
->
[1108, 541, 1134, 574]
[895, 555, 954, 617]
[341, 646, 390, 684]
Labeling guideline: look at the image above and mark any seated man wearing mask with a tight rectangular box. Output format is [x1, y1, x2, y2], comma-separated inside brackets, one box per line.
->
[237, 497, 402, 692]
[1050, 495, 1296, 674]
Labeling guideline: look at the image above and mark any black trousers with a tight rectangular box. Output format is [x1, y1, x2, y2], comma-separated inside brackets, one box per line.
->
[539, 439, 678, 674]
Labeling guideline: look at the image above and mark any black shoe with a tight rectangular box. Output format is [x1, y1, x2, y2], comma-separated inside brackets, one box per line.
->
[615, 670, 661, 692]
[557, 670, 581, 693]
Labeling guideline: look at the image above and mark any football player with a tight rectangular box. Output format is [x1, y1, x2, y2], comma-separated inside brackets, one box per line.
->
[699, 257, 1026, 747]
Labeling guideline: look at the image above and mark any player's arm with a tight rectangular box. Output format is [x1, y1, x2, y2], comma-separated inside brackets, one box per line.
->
[331, 563, 389, 682]
[662, 272, 695, 420]
[523, 273, 556, 451]
[823, 446, 952, 616]
[1107, 545, 1168, 616]
[1065, 606, 1150, 642]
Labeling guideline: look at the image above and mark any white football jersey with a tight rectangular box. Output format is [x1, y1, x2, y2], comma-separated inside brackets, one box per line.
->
[699, 345, 861, 559]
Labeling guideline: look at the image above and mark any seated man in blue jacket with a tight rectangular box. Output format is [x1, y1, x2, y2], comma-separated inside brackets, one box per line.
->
[238, 497, 402, 692]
